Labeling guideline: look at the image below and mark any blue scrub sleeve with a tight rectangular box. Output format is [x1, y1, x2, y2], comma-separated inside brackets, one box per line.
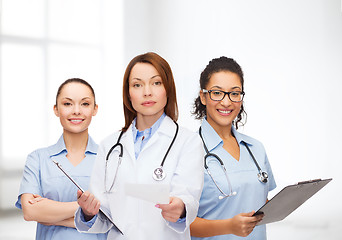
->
[176, 217, 186, 223]
[15, 151, 43, 209]
[80, 209, 98, 227]
[264, 154, 277, 191]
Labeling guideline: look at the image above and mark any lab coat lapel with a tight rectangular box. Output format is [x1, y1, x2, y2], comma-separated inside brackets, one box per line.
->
[120, 124, 136, 164]
[141, 116, 175, 152]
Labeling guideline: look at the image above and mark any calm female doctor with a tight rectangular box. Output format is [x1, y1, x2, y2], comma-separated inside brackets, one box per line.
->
[75, 52, 204, 239]
[190, 57, 276, 240]
[15, 78, 106, 239]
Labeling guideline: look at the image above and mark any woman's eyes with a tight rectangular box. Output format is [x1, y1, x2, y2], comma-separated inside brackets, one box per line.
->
[153, 81, 162, 86]
[212, 91, 223, 96]
[132, 81, 162, 87]
[231, 92, 240, 96]
[62, 102, 90, 106]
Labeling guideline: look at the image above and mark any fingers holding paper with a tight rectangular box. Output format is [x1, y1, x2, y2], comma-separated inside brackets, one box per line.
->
[156, 196, 185, 222]
[77, 190, 101, 220]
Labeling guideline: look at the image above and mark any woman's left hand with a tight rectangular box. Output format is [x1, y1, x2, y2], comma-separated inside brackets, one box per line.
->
[156, 197, 185, 222]
[28, 194, 46, 204]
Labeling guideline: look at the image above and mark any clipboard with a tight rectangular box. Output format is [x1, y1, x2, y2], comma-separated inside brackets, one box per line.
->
[52, 160, 123, 235]
[254, 178, 332, 225]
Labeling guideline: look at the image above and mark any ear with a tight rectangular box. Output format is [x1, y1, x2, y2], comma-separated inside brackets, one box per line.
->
[199, 90, 207, 106]
[53, 105, 59, 117]
[93, 104, 99, 116]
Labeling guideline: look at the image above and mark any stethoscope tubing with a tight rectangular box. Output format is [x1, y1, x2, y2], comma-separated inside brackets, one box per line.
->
[104, 121, 179, 193]
[199, 126, 268, 199]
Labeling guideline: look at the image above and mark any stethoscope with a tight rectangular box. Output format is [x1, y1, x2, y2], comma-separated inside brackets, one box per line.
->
[199, 127, 268, 200]
[104, 121, 179, 193]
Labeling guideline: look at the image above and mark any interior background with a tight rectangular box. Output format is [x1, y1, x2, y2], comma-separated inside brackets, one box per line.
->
[0, 0, 341, 239]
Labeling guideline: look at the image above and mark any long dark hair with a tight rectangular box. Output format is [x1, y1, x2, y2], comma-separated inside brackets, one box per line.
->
[192, 56, 247, 129]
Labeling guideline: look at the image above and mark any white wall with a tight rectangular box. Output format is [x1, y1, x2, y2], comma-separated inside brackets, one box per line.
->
[122, 0, 342, 237]
[1, 0, 341, 238]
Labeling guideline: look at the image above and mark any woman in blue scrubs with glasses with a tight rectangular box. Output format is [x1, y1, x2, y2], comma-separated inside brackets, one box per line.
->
[15, 78, 106, 240]
[190, 57, 276, 240]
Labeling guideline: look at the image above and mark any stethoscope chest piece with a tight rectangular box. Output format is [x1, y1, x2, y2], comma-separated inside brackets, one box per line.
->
[258, 171, 268, 183]
[153, 167, 166, 181]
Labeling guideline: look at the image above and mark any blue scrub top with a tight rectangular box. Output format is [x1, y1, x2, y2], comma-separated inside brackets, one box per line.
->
[192, 119, 276, 240]
[15, 135, 107, 240]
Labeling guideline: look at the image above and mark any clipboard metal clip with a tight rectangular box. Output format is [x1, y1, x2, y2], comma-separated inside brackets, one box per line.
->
[297, 179, 321, 185]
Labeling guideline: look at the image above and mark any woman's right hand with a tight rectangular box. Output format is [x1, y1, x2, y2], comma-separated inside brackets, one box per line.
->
[77, 190, 101, 221]
[229, 211, 263, 237]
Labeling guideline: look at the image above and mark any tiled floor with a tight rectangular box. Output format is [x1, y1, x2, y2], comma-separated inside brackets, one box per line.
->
[0, 210, 339, 240]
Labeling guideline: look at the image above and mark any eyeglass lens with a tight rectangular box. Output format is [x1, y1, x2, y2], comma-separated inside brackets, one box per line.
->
[209, 90, 244, 102]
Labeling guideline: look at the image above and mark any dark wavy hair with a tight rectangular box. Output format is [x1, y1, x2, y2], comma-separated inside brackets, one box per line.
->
[122, 52, 178, 132]
[192, 56, 247, 129]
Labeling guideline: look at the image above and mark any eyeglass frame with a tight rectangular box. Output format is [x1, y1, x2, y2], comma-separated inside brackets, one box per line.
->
[202, 89, 245, 102]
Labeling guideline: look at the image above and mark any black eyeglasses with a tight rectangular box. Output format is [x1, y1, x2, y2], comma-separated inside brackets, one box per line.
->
[202, 89, 245, 102]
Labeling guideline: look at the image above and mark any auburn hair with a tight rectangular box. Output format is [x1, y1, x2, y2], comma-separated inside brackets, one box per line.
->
[122, 52, 178, 131]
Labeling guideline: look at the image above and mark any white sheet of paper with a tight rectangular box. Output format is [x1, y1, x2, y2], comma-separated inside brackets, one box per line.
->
[125, 183, 170, 204]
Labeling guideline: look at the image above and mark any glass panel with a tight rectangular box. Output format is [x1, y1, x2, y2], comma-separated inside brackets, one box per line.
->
[1, 0, 45, 38]
[0, 43, 45, 170]
[48, 0, 102, 44]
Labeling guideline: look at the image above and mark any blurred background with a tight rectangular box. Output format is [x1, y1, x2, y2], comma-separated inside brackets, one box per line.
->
[0, 0, 341, 239]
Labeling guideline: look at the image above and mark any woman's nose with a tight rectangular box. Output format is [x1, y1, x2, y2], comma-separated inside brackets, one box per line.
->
[143, 85, 152, 96]
[220, 93, 232, 106]
[73, 105, 81, 114]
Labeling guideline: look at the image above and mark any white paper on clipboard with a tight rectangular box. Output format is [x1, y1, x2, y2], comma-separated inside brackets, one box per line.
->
[125, 183, 170, 204]
[254, 178, 332, 225]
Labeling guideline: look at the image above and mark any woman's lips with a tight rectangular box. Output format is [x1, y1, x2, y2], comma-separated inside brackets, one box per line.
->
[217, 109, 232, 115]
[69, 119, 84, 124]
[142, 101, 156, 107]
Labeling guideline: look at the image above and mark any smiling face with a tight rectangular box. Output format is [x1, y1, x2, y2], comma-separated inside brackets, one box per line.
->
[200, 71, 243, 130]
[54, 82, 98, 135]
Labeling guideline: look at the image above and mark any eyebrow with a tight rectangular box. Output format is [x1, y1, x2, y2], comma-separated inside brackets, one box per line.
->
[62, 97, 91, 101]
[131, 75, 161, 81]
[210, 86, 242, 90]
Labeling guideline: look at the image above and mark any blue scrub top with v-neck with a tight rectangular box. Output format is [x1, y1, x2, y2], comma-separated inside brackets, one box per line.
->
[15, 135, 107, 240]
[192, 119, 276, 240]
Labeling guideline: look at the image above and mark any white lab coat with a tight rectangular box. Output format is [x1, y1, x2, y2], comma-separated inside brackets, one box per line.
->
[75, 116, 204, 240]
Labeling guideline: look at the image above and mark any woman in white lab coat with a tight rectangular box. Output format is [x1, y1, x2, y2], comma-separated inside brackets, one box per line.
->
[75, 52, 204, 239]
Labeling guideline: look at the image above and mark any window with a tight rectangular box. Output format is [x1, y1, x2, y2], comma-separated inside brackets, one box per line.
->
[0, 0, 109, 209]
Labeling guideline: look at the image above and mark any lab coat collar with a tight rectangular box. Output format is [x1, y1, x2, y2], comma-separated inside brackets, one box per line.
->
[120, 124, 136, 162]
[48, 134, 97, 157]
[120, 115, 177, 162]
[136, 115, 176, 158]
[201, 118, 253, 152]
[154, 115, 177, 138]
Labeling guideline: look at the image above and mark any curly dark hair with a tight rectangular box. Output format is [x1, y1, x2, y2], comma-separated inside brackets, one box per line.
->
[192, 56, 247, 129]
